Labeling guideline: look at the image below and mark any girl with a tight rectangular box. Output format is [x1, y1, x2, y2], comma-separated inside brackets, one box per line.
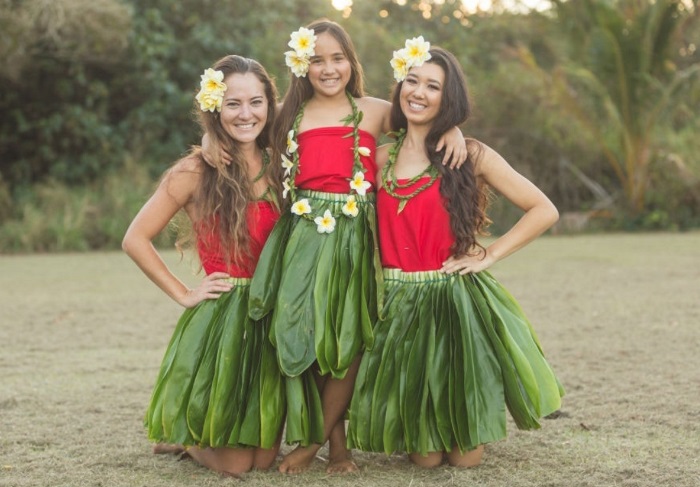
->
[247, 20, 468, 474]
[347, 44, 565, 468]
[122, 55, 286, 477]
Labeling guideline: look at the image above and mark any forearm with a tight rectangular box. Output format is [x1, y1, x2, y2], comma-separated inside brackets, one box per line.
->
[122, 237, 189, 305]
[486, 203, 558, 263]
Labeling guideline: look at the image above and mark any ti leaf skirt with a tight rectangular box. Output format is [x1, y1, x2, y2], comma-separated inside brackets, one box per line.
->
[348, 269, 564, 455]
[248, 189, 381, 380]
[145, 278, 284, 449]
[248, 189, 382, 446]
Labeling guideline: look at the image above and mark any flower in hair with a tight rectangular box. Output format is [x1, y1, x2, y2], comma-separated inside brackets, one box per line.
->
[390, 36, 432, 82]
[196, 68, 226, 112]
[285, 27, 317, 77]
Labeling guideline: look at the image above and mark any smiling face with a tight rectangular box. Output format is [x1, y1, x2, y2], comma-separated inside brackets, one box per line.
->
[218, 72, 268, 146]
[399, 61, 445, 127]
[307, 31, 352, 99]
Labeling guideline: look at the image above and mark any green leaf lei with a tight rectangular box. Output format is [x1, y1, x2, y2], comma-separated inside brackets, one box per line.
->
[283, 91, 367, 225]
[381, 129, 439, 214]
[252, 149, 270, 183]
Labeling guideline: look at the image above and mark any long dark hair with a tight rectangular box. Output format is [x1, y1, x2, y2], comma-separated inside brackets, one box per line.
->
[272, 19, 365, 162]
[389, 47, 490, 256]
[178, 55, 281, 271]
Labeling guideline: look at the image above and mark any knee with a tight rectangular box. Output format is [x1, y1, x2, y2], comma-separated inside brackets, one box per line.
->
[447, 445, 483, 468]
[409, 452, 444, 469]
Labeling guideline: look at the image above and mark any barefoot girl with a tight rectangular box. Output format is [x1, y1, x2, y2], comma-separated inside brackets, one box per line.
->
[247, 20, 468, 474]
[347, 43, 565, 468]
[122, 55, 286, 477]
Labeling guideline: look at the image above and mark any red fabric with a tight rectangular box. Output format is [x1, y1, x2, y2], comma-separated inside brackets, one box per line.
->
[378, 177, 454, 271]
[197, 201, 279, 278]
[294, 127, 377, 193]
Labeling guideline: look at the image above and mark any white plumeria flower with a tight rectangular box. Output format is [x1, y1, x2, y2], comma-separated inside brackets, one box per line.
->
[196, 89, 223, 112]
[314, 209, 336, 234]
[357, 146, 371, 157]
[195, 68, 227, 112]
[281, 155, 294, 176]
[288, 27, 316, 57]
[342, 195, 359, 218]
[350, 171, 372, 196]
[291, 198, 312, 215]
[199, 68, 226, 94]
[286, 129, 298, 154]
[404, 36, 432, 66]
[285, 50, 310, 78]
[390, 48, 410, 82]
[282, 178, 292, 199]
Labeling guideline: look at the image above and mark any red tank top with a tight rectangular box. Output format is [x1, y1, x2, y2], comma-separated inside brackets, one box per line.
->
[197, 201, 279, 278]
[294, 127, 377, 193]
[378, 177, 454, 271]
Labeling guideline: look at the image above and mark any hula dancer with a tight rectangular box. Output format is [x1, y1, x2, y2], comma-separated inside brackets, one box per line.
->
[122, 55, 286, 477]
[247, 20, 468, 474]
[347, 43, 565, 468]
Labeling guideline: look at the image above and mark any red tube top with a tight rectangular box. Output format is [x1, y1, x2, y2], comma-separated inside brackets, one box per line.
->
[197, 201, 279, 278]
[294, 127, 377, 193]
[378, 177, 455, 271]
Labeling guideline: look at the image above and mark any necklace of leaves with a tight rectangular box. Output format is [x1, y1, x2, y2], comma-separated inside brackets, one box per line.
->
[381, 129, 439, 214]
[252, 148, 270, 183]
[283, 91, 368, 229]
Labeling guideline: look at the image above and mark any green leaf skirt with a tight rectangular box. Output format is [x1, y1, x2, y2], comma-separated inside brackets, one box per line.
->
[249, 189, 382, 381]
[348, 269, 565, 455]
[144, 278, 285, 449]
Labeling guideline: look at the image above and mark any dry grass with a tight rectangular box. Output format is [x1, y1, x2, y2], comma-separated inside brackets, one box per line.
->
[1, 233, 699, 487]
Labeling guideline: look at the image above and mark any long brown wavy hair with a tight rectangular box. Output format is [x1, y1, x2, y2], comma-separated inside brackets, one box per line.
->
[177, 55, 281, 272]
[389, 47, 491, 257]
[272, 19, 365, 161]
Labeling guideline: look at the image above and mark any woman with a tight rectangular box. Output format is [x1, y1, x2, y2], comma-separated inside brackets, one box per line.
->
[122, 55, 285, 477]
[347, 43, 565, 468]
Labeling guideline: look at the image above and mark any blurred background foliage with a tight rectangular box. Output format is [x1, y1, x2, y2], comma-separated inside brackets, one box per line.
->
[0, 0, 698, 251]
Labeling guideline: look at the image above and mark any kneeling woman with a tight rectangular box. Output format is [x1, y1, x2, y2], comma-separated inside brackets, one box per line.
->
[122, 55, 285, 476]
[348, 42, 565, 468]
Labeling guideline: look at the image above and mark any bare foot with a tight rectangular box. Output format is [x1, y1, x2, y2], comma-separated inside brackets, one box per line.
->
[152, 443, 185, 455]
[326, 453, 358, 474]
[278, 445, 321, 474]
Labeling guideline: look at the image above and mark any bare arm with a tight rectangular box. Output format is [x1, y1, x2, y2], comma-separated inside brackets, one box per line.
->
[441, 144, 559, 274]
[122, 158, 233, 306]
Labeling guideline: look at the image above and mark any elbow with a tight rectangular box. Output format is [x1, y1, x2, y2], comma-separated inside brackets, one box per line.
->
[550, 203, 560, 225]
[545, 202, 560, 231]
[121, 231, 135, 256]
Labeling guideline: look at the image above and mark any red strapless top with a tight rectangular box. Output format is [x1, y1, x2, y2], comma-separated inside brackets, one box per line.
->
[378, 177, 454, 271]
[197, 201, 279, 278]
[294, 127, 377, 193]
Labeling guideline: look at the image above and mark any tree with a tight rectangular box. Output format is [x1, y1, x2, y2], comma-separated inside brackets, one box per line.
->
[520, 0, 700, 214]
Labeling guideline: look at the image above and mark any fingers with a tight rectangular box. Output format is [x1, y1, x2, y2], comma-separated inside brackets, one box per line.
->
[441, 146, 455, 166]
[222, 150, 233, 166]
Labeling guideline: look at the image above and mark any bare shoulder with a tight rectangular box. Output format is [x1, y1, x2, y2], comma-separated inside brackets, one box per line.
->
[357, 96, 391, 113]
[356, 97, 391, 138]
[160, 153, 203, 198]
[467, 139, 506, 175]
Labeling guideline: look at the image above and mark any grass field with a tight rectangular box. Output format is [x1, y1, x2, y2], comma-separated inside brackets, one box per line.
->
[1, 233, 699, 487]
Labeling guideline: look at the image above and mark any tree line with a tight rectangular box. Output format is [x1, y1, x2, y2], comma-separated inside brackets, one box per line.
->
[0, 0, 698, 251]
